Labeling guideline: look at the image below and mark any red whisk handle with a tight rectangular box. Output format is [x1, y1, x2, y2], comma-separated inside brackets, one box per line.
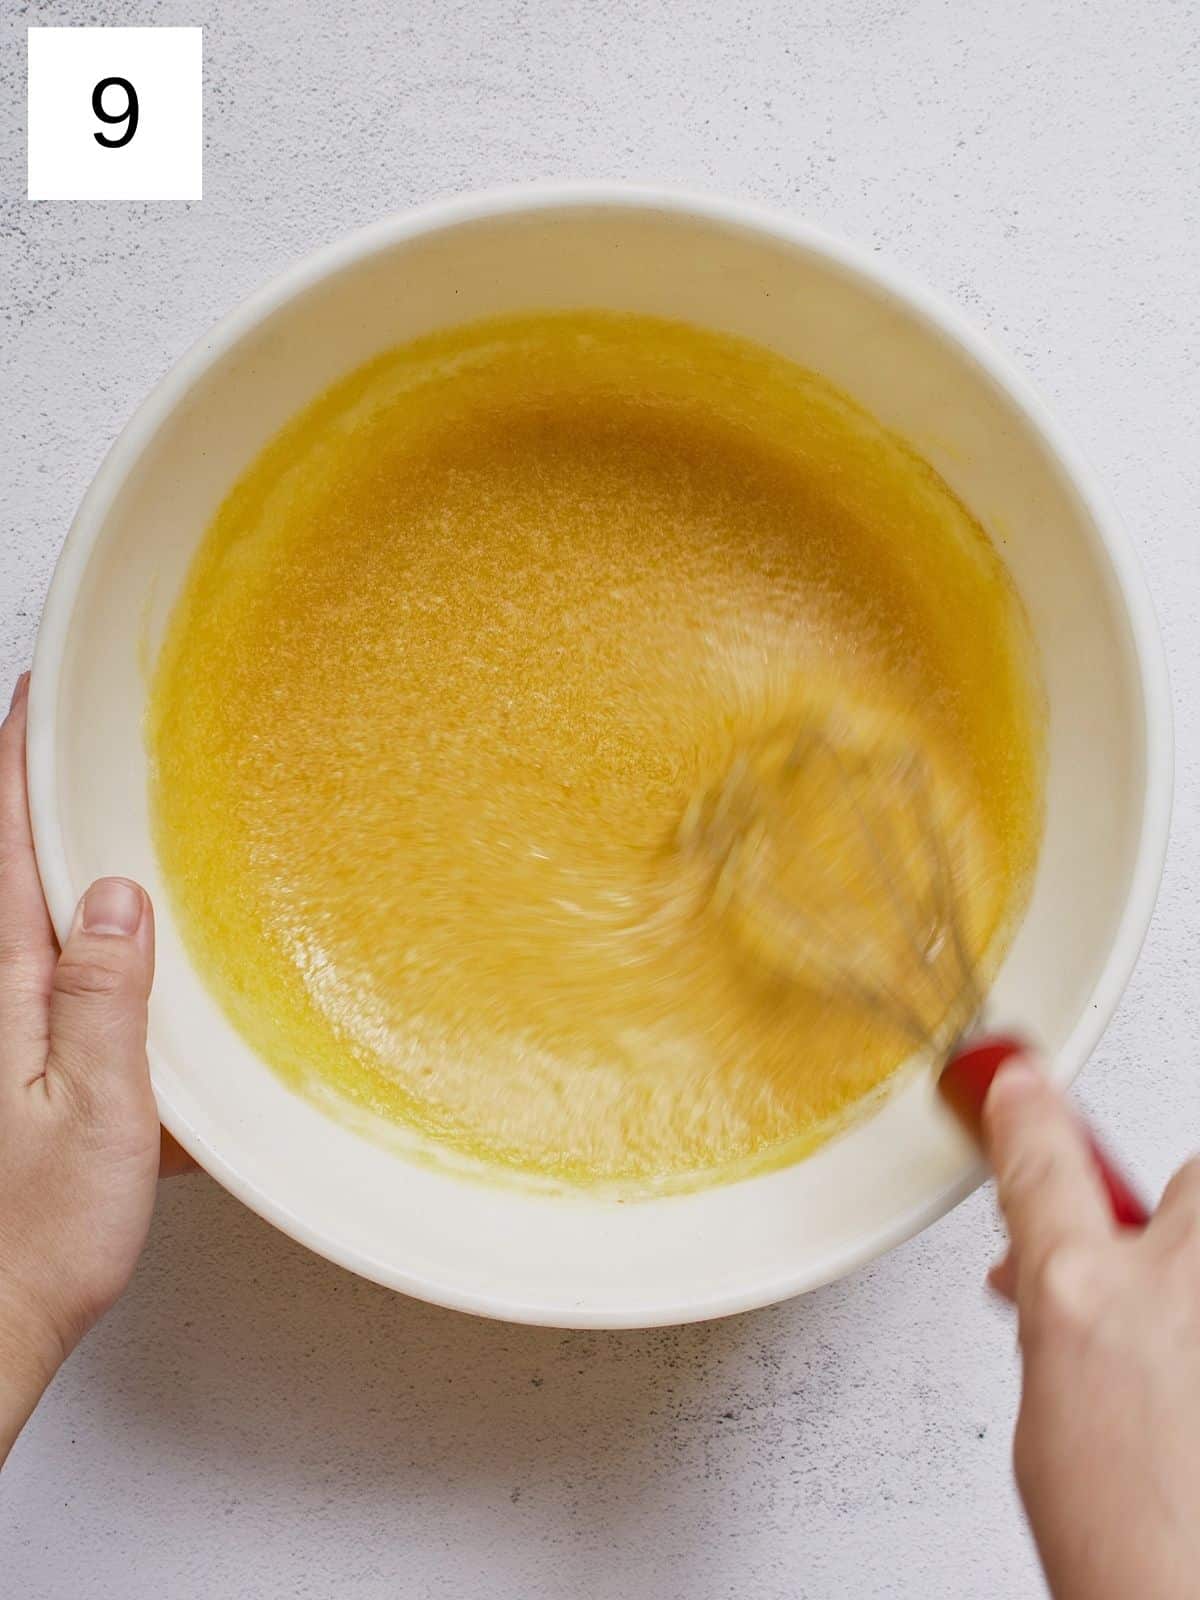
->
[939, 1033, 1150, 1230]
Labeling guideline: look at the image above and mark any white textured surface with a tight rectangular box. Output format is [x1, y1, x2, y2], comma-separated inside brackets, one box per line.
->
[1, 0, 1197, 1594]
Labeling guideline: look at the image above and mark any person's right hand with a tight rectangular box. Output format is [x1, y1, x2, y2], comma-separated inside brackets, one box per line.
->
[983, 1059, 1200, 1600]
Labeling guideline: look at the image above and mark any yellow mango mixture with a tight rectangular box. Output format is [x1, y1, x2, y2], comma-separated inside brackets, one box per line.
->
[148, 312, 1043, 1189]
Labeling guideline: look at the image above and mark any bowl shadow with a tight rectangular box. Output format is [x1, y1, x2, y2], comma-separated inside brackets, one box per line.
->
[71, 1175, 880, 1579]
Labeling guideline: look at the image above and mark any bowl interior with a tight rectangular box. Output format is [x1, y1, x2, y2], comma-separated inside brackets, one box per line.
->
[31, 198, 1156, 1325]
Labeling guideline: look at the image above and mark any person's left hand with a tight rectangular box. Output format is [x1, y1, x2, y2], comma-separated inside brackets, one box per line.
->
[0, 672, 189, 1464]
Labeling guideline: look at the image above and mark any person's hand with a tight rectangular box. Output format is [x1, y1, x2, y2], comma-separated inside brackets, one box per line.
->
[0, 672, 186, 1465]
[983, 1058, 1200, 1600]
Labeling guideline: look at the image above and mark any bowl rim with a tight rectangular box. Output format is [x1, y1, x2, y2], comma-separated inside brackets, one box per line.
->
[26, 181, 1174, 1326]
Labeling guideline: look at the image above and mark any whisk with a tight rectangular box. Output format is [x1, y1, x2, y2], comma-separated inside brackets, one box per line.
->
[680, 713, 1148, 1228]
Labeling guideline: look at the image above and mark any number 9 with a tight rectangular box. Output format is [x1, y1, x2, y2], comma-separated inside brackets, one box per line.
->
[92, 77, 139, 149]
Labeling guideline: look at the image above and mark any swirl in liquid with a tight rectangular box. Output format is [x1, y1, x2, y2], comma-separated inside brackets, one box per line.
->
[149, 313, 1043, 1188]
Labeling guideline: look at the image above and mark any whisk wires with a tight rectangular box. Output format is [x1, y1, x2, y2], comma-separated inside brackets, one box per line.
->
[678, 716, 982, 1054]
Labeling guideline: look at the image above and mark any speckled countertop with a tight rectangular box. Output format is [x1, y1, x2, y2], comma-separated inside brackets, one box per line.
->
[2, 1, 1198, 1595]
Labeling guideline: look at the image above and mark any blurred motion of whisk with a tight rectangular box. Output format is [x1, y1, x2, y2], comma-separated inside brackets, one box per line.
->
[678, 714, 983, 1056]
[680, 710, 1150, 1229]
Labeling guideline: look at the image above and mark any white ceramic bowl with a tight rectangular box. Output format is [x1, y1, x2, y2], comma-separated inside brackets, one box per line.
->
[28, 185, 1171, 1327]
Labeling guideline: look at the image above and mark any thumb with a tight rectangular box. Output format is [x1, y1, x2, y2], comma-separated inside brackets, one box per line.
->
[46, 878, 155, 1114]
[982, 1058, 1112, 1276]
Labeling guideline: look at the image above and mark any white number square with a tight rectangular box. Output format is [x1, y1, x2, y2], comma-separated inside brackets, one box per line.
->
[27, 27, 203, 201]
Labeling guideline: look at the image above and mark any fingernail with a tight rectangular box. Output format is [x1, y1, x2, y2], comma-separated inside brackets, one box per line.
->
[81, 878, 144, 936]
[9, 671, 29, 712]
[985, 1059, 1042, 1106]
